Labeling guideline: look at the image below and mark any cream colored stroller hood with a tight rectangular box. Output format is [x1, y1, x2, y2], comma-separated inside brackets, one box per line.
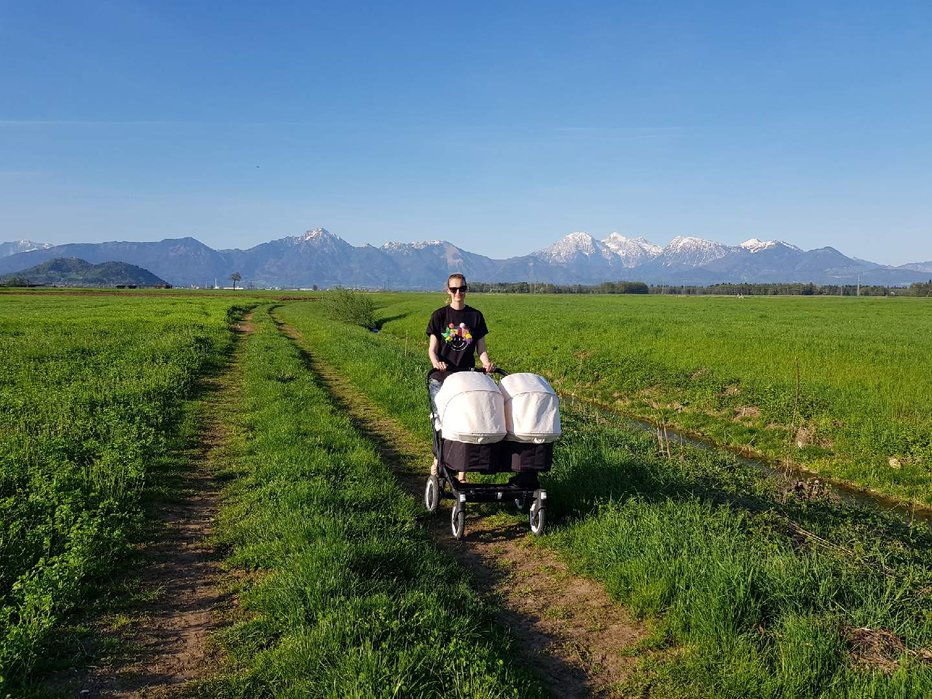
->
[498, 373, 562, 444]
[434, 371, 507, 444]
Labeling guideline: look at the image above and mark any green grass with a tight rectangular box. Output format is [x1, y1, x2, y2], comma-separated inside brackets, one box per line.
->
[201, 306, 543, 697]
[344, 292, 932, 506]
[0, 294, 245, 690]
[277, 297, 932, 698]
[4, 289, 929, 696]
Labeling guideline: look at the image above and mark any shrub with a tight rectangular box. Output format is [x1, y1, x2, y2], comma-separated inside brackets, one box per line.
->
[322, 287, 377, 329]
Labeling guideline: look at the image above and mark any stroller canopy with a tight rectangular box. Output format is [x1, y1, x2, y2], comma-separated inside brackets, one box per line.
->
[499, 373, 562, 443]
[435, 372, 507, 444]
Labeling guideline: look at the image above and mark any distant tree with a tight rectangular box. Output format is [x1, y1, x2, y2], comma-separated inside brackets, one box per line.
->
[230, 271, 242, 290]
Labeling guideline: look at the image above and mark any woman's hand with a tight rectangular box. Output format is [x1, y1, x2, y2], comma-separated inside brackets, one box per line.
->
[428, 335, 446, 371]
[483, 360, 496, 374]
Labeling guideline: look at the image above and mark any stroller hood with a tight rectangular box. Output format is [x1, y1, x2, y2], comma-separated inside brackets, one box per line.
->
[499, 373, 562, 443]
[435, 372, 507, 444]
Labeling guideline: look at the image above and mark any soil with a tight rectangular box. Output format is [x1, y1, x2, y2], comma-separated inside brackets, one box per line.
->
[845, 626, 908, 674]
[275, 317, 651, 698]
[57, 315, 254, 698]
[734, 406, 761, 420]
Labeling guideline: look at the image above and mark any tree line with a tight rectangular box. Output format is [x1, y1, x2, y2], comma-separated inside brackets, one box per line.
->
[468, 280, 932, 296]
[468, 281, 650, 294]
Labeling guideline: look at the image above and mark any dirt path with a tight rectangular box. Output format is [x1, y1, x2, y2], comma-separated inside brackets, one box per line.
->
[274, 316, 650, 698]
[71, 314, 255, 698]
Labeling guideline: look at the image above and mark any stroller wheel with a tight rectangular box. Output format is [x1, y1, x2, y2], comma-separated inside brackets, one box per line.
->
[529, 499, 546, 536]
[451, 503, 466, 540]
[424, 475, 440, 513]
[514, 495, 529, 512]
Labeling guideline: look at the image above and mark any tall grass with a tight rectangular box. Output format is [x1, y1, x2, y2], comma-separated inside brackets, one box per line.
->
[0, 295, 240, 690]
[546, 412, 931, 697]
[277, 298, 932, 698]
[203, 307, 541, 697]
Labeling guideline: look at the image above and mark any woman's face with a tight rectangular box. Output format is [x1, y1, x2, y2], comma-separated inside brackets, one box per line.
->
[447, 278, 467, 303]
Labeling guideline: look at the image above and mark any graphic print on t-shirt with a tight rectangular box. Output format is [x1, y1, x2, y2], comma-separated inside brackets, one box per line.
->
[442, 322, 473, 352]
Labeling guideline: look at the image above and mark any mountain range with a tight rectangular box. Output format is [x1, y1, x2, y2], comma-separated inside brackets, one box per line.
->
[1, 231, 930, 289]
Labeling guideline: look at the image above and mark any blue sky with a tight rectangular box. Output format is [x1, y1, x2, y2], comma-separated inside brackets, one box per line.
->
[2, 1, 931, 264]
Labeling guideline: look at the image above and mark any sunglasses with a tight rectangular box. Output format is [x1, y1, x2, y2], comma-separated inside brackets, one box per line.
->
[448, 285, 468, 293]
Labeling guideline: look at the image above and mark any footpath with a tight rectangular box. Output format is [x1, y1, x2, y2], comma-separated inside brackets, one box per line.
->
[69, 314, 255, 697]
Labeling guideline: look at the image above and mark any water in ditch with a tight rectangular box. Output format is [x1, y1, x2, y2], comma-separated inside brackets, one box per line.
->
[570, 396, 932, 531]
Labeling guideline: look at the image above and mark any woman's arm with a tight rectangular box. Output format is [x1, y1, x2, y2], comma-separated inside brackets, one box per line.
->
[428, 334, 447, 371]
[476, 337, 495, 373]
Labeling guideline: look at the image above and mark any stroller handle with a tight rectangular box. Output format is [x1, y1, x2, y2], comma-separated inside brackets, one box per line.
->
[426, 366, 509, 383]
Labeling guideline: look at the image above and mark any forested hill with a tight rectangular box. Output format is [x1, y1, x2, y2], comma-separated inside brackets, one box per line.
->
[0, 257, 169, 287]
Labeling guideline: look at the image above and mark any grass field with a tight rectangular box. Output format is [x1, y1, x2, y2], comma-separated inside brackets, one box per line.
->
[364, 293, 932, 506]
[278, 297, 932, 698]
[0, 293, 244, 690]
[3, 290, 930, 696]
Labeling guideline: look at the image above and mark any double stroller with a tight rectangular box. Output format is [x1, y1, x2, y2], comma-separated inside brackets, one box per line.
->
[424, 368, 561, 539]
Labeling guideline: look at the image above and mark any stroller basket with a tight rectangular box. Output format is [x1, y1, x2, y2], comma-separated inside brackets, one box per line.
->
[441, 439, 503, 473]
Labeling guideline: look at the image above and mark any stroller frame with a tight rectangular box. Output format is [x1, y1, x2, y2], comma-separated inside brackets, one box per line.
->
[424, 368, 547, 540]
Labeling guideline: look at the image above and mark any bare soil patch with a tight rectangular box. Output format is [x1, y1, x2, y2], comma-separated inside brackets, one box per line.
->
[62, 315, 254, 698]
[734, 406, 761, 420]
[845, 626, 908, 674]
[275, 318, 650, 698]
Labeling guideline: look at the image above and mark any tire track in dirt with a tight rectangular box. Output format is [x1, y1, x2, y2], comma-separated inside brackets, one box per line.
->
[72, 314, 255, 698]
[274, 314, 650, 698]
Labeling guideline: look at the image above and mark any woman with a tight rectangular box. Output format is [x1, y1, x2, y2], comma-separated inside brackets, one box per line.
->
[426, 273, 495, 477]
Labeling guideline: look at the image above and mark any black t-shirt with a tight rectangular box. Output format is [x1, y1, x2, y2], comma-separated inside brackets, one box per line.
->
[426, 304, 489, 377]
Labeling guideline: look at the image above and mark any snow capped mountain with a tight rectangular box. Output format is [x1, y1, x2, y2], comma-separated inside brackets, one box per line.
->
[660, 236, 732, 267]
[288, 228, 350, 250]
[299, 227, 332, 241]
[0, 240, 52, 257]
[740, 238, 802, 254]
[601, 233, 662, 267]
[381, 240, 445, 251]
[536, 232, 610, 263]
[228, 227, 362, 287]
[740, 238, 776, 253]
